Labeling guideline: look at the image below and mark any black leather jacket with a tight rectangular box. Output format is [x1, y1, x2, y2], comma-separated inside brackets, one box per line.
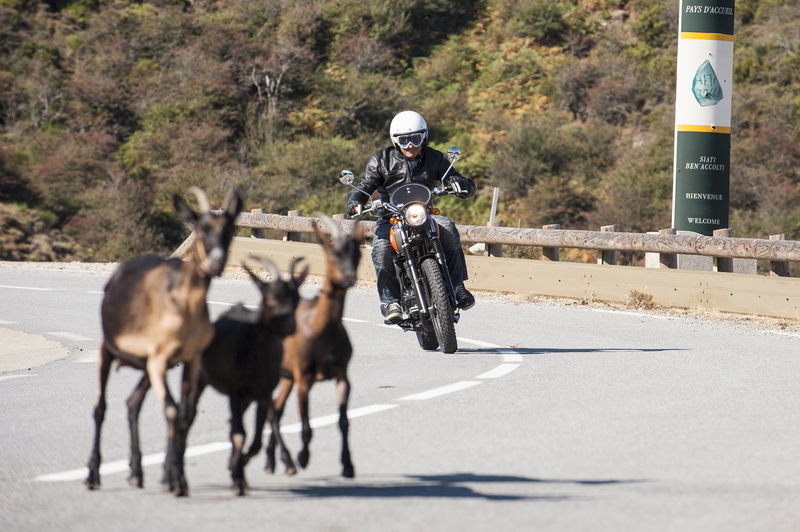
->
[347, 146, 476, 208]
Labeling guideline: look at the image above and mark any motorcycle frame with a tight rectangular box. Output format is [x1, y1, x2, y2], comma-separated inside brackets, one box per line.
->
[392, 215, 459, 329]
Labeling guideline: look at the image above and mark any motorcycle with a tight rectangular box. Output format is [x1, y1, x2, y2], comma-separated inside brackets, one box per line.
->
[340, 146, 465, 354]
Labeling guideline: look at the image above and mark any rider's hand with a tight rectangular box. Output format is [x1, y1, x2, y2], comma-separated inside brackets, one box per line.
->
[445, 177, 469, 198]
[347, 201, 363, 217]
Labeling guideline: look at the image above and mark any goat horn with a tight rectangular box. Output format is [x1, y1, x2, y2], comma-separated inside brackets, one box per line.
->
[188, 186, 211, 213]
[289, 256, 303, 276]
[253, 255, 283, 281]
[316, 213, 341, 239]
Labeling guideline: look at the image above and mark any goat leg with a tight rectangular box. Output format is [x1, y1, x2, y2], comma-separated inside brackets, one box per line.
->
[126, 375, 151, 488]
[242, 399, 266, 466]
[336, 377, 355, 478]
[267, 376, 295, 474]
[296, 377, 313, 469]
[228, 398, 249, 496]
[147, 356, 187, 496]
[86, 343, 113, 490]
[267, 399, 297, 475]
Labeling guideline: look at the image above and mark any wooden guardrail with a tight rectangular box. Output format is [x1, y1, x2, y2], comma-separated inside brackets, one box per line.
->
[230, 211, 799, 264]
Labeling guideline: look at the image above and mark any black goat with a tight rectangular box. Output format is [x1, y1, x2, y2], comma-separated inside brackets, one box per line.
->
[197, 256, 308, 496]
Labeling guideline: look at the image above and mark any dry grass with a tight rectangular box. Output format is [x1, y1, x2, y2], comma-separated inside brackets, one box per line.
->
[627, 289, 657, 310]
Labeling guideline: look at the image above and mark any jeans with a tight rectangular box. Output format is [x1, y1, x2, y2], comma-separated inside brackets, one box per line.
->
[372, 215, 468, 304]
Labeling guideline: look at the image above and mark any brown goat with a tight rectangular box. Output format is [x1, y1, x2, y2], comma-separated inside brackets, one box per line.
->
[85, 186, 244, 496]
[197, 256, 308, 496]
[267, 215, 366, 478]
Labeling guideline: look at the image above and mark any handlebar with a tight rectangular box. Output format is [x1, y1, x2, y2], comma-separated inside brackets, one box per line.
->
[354, 185, 461, 218]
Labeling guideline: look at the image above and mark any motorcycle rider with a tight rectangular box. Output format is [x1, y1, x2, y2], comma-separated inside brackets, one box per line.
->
[346, 110, 476, 323]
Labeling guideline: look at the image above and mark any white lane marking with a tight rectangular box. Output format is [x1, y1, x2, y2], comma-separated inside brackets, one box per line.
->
[0, 374, 36, 382]
[73, 357, 98, 364]
[496, 349, 523, 363]
[283, 403, 398, 431]
[46, 332, 94, 342]
[86, 291, 104, 295]
[457, 337, 500, 348]
[399, 381, 481, 401]
[35, 403, 399, 483]
[208, 301, 256, 310]
[589, 308, 670, 320]
[0, 285, 62, 291]
[476, 364, 519, 379]
[458, 337, 523, 362]
[0, 320, 17, 325]
[770, 330, 800, 339]
[343, 317, 369, 323]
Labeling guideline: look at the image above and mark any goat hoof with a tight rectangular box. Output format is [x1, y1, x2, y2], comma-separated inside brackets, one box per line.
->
[342, 464, 355, 478]
[297, 449, 310, 469]
[85, 476, 100, 490]
[232, 480, 249, 497]
[285, 465, 297, 476]
[127, 475, 143, 488]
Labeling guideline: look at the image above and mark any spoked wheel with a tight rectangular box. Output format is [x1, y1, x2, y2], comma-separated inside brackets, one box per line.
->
[419, 258, 457, 354]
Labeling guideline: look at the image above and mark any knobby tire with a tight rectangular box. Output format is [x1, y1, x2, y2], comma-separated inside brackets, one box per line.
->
[419, 257, 457, 354]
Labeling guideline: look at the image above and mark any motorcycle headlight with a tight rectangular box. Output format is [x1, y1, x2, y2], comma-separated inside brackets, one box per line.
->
[404, 203, 428, 227]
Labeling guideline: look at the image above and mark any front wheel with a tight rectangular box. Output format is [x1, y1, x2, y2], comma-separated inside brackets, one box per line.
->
[420, 257, 457, 353]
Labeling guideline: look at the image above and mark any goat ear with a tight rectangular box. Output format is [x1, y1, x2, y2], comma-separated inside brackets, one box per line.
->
[173, 194, 198, 225]
[223, 187, 245, 219]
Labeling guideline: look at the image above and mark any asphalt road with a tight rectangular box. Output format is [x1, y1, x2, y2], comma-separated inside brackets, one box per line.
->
[1, 262, 799, 531]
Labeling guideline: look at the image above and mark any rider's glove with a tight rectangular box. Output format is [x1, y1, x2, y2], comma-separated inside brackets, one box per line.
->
[445, 176, 469, 198]
[347, 201, 364, 217]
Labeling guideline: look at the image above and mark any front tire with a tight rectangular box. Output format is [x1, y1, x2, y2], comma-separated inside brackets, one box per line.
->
[420, 258, 457, 353]
[416, 326, 439, 350]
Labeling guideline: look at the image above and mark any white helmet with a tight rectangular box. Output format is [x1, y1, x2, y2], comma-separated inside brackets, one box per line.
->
[389, 110, 428, 149]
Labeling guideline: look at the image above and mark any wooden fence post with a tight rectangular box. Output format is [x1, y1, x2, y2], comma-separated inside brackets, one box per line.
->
[770, 233, 790, 277]
[250, 208, 266, 238]
[659, 228, 677, 269]
[285, 209, 302, 242]
[542, 224, 560, 261]
[713, 228, 733, 272]
[487, 219, 504, 257]
[597, 225, 618, 265]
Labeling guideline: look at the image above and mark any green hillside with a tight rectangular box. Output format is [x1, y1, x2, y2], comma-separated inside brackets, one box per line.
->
[1, 0, 798, 261]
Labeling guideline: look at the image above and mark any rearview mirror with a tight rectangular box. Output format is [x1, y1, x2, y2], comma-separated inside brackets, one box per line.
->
[447, 146, 461, 163]
[339, 169, 355, 185]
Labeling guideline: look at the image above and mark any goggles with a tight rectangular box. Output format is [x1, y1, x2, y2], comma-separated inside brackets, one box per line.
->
[394, 132, 425, 148]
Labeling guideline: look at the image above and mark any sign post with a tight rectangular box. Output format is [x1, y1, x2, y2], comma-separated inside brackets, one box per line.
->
[672, 1, 735, 235]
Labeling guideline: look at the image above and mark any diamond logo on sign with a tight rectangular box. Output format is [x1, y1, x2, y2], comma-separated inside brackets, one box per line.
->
[692, 60, 723, 107]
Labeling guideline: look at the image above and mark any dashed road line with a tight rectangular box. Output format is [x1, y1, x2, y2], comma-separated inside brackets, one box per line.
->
[36, 403, 399, 483]
[476, 363, 519, 379]
[399, 381, 482, 401]
[47, 332, 94, 342]
[35, 307, 523, 483]
[0, 374, 36, 382]
[0, 285, 62, 291]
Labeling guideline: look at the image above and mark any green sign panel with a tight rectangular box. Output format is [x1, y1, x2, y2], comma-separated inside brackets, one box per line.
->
[681, 0, 735, 35]
[674, 131, 730, 234]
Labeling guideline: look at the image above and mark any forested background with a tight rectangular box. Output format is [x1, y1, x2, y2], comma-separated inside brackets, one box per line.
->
[1, 0, 798, 262]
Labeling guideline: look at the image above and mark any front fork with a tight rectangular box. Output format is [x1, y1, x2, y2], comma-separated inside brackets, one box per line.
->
[394, 224, 429, 316]
[394, 219, 459, 315]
